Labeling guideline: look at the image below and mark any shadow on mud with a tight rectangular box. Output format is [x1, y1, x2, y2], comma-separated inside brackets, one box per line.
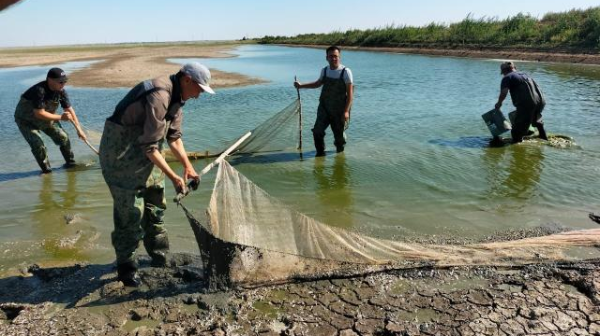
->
[0, 254, 206, 309]
[0, 170, 42, 183]
[0, 163, 100, 183]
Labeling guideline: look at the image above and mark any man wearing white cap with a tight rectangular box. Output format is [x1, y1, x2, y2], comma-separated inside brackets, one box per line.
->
[99, 62, 214, 286]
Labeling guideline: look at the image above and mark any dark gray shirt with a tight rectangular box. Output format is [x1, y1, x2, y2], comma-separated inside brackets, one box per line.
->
[21, 81, 71, 111]
[116, 75, 184, 152]
[501, 72, 539, 108]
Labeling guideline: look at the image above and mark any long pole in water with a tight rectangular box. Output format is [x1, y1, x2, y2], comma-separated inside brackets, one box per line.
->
[71, 121, 99, 155]
[174, 131, 252, 203]
[295, 76, 303, 160]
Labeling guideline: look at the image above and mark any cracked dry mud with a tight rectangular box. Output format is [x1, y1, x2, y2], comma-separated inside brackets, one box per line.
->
[2, 255, 600, 335]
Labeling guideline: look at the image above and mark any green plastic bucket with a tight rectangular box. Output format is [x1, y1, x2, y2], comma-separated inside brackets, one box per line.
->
[482, 109, 512, 137]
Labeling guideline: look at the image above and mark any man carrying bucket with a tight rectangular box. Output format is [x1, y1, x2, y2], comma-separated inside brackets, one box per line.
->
[494, 61, 548, 143]
[294, 45, 354, 156]
[99, 63, 213, 287]
[14, 68, 87, 173]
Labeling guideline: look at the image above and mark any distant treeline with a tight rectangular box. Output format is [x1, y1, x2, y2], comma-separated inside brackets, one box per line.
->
[258, 7, 600, 51]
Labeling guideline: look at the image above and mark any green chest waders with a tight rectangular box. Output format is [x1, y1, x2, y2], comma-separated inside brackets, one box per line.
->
[313, 67, 349, 155]
[14, 98, 74, 172]
[99, 120, 170, 266]
[510, 78, 547, 142]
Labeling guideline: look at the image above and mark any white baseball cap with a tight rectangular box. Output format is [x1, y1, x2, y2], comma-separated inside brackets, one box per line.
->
[181, 62, 215, 94]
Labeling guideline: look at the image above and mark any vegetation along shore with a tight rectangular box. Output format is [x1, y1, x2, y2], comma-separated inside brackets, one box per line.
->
[259, 7, 600, 64]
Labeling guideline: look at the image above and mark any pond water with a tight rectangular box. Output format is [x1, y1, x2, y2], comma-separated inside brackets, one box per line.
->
[1, 45, 599, 272]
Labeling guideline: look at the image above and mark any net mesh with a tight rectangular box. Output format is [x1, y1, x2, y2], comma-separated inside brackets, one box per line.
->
[228, 99, 301, 154]
[178, 98, 600, 289]
[180, 158, 600, 289]
[81, 125, 103, 145]
[208, 160, 600, 266]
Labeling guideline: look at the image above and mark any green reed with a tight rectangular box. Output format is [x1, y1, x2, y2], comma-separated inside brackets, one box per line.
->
[258, 7, 600, 51]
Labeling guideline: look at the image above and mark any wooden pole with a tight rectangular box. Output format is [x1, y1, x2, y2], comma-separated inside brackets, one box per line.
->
[71, 121, 99, 155]
[174, 131, 252, 203]
[199, 131, 251, 177]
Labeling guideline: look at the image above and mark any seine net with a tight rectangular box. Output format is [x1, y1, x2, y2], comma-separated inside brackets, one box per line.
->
[229, 98, 301, 154]
[77, 97, 302, 158]
[178, 98, 600, 289]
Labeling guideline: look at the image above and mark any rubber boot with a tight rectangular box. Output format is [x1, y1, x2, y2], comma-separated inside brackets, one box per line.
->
[489, 136, 504, 147]
[35, 155, 52, 174]
[536, 125, 548, 141]
[313, 133, 326, 157]
[60, 145, 76, 168]
[117, 261, 140, 287]
[144, 232, 170, 267]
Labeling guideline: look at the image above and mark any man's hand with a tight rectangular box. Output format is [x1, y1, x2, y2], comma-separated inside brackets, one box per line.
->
[183, 165, 200, 185]
[344, 111, 350, 121]
[77, 130, 88, 141]
[294, 80, 301, 89]
[495, 89, 509, 111]
[170, 175, 186, 194]
[60, 112, 73, 121]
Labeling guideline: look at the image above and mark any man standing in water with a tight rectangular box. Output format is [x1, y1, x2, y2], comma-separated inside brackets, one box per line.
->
[99, 63, 213, 287]
[14, 68, 87, 173]
[494, 61, 548, 143]
[294, 46, 354, 156]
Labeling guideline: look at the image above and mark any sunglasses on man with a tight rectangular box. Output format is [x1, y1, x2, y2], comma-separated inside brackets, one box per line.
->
[51, 78, 68, 85]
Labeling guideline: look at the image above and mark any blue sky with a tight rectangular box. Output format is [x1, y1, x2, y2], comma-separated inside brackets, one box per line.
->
[0, 0, 598, 47]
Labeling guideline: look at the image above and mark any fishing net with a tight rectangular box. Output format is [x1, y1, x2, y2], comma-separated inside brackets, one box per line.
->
[81, 124, 103, 145]
[226, 98, 301, 154]
[77, 98, 301, 160]
[79, 124, 102, 154]
[178, 159, 600, 289]
[175, 98, 600, 290]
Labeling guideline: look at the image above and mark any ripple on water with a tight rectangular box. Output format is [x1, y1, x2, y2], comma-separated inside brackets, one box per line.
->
[2, 46, 600, 270]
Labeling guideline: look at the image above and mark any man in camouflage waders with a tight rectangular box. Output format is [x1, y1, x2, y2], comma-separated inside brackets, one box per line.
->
[14, 68, 87, 173]
[99, 63, 213, 287]
[294, 45, 354, 156]
[495, 61, 548, 143]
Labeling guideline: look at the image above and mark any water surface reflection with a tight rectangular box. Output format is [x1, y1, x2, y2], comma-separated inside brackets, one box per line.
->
[484, 144, 544, 204]
[313, 154, 354, 229]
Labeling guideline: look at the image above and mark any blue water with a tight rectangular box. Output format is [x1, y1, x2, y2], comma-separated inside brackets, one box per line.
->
[1, 45, 600, 271]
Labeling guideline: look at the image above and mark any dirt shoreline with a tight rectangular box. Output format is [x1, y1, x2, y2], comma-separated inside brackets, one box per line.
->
[278, 44, 600, 65]
[2, 254, 600, 335]
[2, 42, 598, 92]
[2, 42, 600, 335]
[0, 42, 265, 89]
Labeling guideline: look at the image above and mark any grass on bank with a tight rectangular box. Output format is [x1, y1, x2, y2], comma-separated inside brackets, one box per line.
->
[258, 7, 600, 51]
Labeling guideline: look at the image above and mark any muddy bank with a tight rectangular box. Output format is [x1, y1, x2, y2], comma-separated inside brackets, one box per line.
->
[0, 42, 265, 89]
[279, 44, 600, 65]
[2, 252, 600, 335]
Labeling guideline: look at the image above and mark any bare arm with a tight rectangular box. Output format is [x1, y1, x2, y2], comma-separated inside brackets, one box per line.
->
[146, 149, 186, 193]
[344, 83, 353, 121]
[140, 90, 195, 192]
[167, 138, 199, 183]
[495, 88, 509, 110]
[33, 108, 72, 122]
[294, 79, 323, 89]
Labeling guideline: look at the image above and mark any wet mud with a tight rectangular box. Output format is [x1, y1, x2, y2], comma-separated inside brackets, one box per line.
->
[490, 134, 579, 149]
[2, 252, 600, 335]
